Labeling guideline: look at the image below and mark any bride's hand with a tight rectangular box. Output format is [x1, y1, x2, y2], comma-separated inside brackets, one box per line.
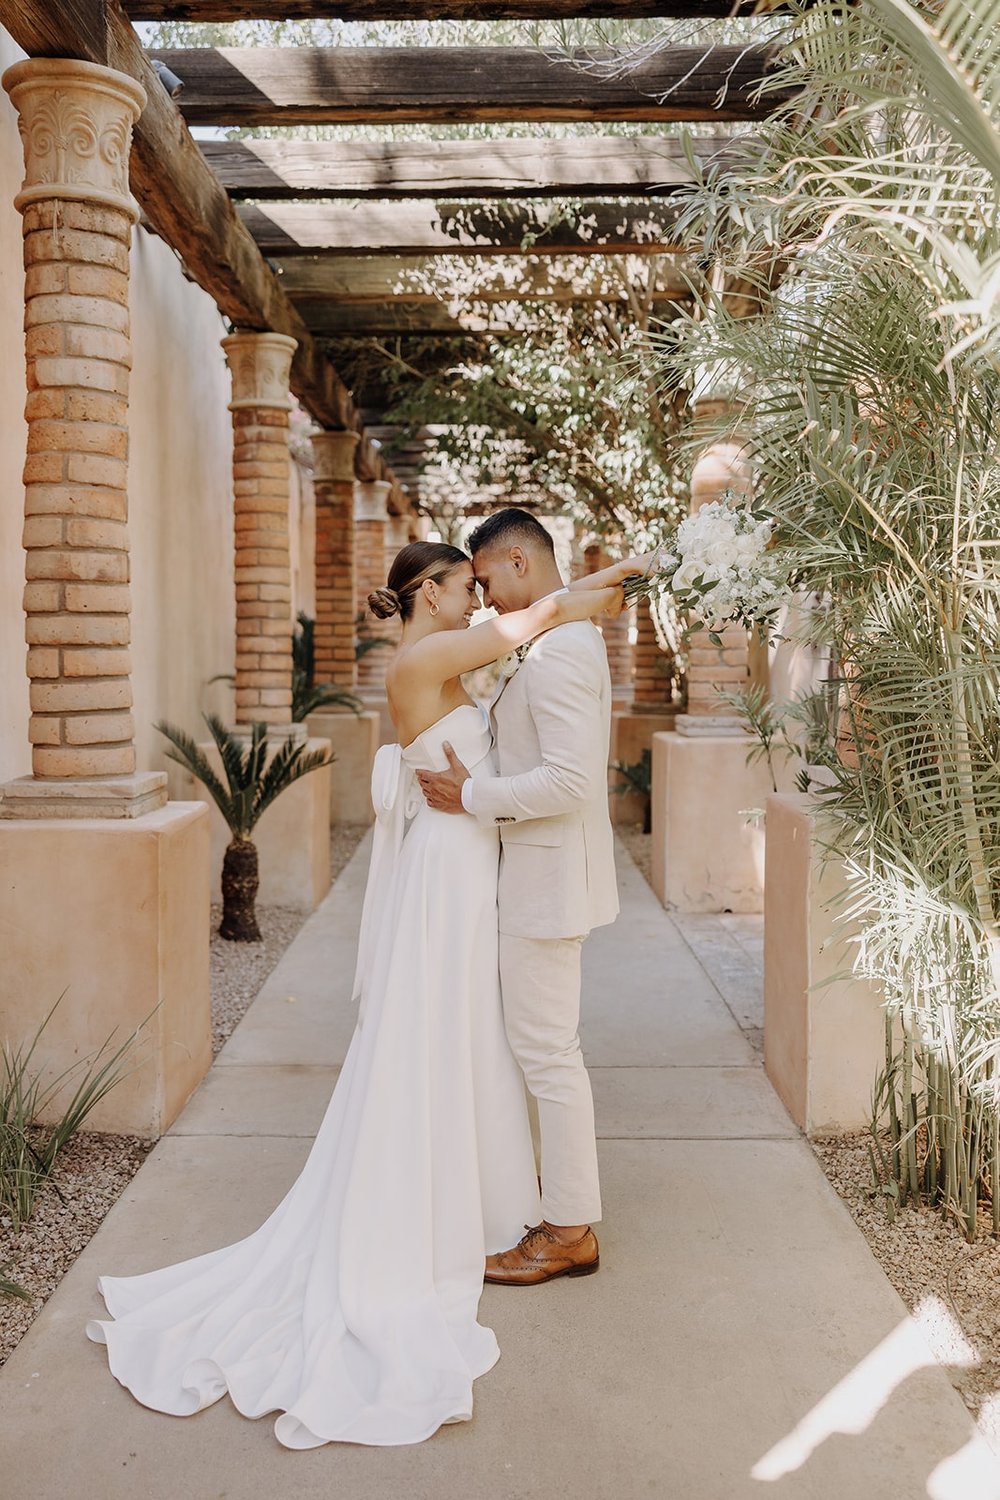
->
[601, 584, 626, 619]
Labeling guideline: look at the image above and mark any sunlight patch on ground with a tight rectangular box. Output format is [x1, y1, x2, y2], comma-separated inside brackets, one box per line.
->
[752, 1302, 977, 1486]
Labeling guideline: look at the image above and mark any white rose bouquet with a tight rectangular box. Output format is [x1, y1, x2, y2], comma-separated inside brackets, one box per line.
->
[624, 494, 790, 637]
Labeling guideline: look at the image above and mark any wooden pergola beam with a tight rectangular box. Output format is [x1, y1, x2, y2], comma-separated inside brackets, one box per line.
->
[276, 252, 695, 301]
[127, 2, 798, 17]
[300, 305, 538, 335]
[201, 135, 742, 200]
[0, 0, 387, 469]
[242, 201, 684, 256]
[294, 296, 688, 334]
[153, 45, 786, 126]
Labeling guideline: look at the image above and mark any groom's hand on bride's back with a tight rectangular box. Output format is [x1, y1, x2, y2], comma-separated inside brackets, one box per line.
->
[416, 743, 470, 814]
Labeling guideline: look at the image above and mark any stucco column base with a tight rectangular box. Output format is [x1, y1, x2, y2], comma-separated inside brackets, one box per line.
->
[188, 738, 332, 912]
[609, 709, 677, 827]
[0, 803, 210, 1137]
[650, 731, 777, 912]
[764, 793, 886, 1136]
[306, 708, 379, 825]
[0, 771, 167, 820]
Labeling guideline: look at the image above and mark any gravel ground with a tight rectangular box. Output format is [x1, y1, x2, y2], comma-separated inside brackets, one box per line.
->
[0, 823, 370, 1366]
[0, 1131, 153, 1364]
[615, 828, 1000, 1453]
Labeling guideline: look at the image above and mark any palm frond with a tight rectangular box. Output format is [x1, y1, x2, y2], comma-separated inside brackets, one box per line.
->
[866, 0, 1000, 182]
[155, 719, 234, 825]
[253, 741, 335, 826]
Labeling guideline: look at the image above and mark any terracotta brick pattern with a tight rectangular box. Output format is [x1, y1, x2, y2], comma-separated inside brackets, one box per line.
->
[632, 604, 670, 710]
[312, 432, 359, 689]
[355, 482, 396, 694]
[231, 406, 294, 726]
[583, 544, 634, 693]
[685, 426, 752, 715]
[19, 199, 136, 778]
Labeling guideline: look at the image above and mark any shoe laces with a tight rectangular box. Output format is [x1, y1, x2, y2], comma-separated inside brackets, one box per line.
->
[520, 1223, 555, 1251]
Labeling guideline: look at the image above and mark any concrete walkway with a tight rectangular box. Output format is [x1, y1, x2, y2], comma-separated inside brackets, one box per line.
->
[3, 840, 1000, 1500]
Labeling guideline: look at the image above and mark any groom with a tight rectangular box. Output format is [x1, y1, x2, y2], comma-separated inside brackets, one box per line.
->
[417, 508, 619, 1284]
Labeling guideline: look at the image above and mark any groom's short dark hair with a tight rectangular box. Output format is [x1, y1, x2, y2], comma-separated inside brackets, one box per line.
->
[467, 508, 555, 559]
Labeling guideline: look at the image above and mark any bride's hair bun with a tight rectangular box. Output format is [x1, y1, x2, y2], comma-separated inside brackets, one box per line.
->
[368, 586, 401, 620]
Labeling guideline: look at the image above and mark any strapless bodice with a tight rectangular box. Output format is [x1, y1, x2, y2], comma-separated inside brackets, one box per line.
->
[369, 705, 491, 828]
[400, 703, 491, 773]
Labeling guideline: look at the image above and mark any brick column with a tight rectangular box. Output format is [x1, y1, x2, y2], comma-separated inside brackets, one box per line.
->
[311, 429, 358, 688]
[583, 542, 634, 700]
[677, 402, 752, 737]
[632, 604, 668, 710]
[0, 59, 165, 817]
[222, 331, 300, 736]
[0, 59, 211, 1136]
[355, 478, 393, 695]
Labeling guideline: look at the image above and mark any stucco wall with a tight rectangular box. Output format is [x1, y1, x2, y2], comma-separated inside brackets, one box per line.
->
[0, 30, 313, 795]
[127, 229, 235, 790]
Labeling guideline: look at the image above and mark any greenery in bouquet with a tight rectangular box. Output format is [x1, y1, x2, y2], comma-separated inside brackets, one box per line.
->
[623, 493, 791, 641]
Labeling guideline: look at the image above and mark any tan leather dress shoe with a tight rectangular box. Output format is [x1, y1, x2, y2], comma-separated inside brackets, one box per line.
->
[484, 1223, 599, 1286]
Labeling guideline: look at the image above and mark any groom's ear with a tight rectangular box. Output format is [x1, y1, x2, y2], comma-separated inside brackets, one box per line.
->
[509, 545, 527, 574]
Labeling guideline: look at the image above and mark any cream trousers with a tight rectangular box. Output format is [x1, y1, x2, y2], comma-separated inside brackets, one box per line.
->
[499, 932, 602, 1227]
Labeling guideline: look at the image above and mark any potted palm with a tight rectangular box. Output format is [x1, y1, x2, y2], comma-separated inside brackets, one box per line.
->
[156, 715, 334, 942]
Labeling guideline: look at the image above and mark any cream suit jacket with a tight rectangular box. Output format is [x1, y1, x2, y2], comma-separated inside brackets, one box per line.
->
[471, 619, 619, 941]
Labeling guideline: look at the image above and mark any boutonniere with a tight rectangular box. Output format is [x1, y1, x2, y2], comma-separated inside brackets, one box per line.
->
[497, 641, 534, 679]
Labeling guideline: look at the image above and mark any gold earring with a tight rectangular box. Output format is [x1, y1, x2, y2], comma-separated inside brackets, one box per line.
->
[429, 601, 439, 617]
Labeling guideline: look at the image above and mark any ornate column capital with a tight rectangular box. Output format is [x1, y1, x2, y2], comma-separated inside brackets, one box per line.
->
[311, 428, 359, 484]
[354, 479, 391, 524]
[3, 58, 145, 222]
[222, 331, 298, 411]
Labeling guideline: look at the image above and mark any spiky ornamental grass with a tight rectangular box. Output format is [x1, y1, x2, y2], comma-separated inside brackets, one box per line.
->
[0, 996, 141, 1234]
[643, 0, 1000, 1236]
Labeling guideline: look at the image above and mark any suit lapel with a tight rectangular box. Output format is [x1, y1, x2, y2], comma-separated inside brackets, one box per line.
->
[488, 655, 526, 732]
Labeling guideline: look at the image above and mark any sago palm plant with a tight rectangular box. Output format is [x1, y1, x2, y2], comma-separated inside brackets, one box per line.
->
[642, 0, 1000, 1235]
[291, 612, 362, 721]
[157, 715, 334, 942]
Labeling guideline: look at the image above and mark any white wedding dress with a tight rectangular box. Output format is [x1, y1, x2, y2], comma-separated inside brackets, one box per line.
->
[86, 704, 541, 1448]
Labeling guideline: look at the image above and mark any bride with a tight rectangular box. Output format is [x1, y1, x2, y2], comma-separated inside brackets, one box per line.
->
[87, 537, 639, 1449]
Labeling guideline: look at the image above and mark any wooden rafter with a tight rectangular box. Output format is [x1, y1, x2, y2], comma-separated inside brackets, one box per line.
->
[293, 292, 687, 334]
[0, 0, 390, 470]
[274, 252, 695, 301]
[296, 305, 547, 335]
[201, 134, 742, 200]
[240, 201, 683, 255]
[152, 45, 786, 125]
[127, 2, 797, 17]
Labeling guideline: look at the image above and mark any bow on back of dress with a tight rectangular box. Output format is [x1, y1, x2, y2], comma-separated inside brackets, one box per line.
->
[351, 744, 424, 1016]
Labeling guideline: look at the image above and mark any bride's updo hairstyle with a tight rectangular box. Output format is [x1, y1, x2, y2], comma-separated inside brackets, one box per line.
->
[368, 541, 470, 621]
